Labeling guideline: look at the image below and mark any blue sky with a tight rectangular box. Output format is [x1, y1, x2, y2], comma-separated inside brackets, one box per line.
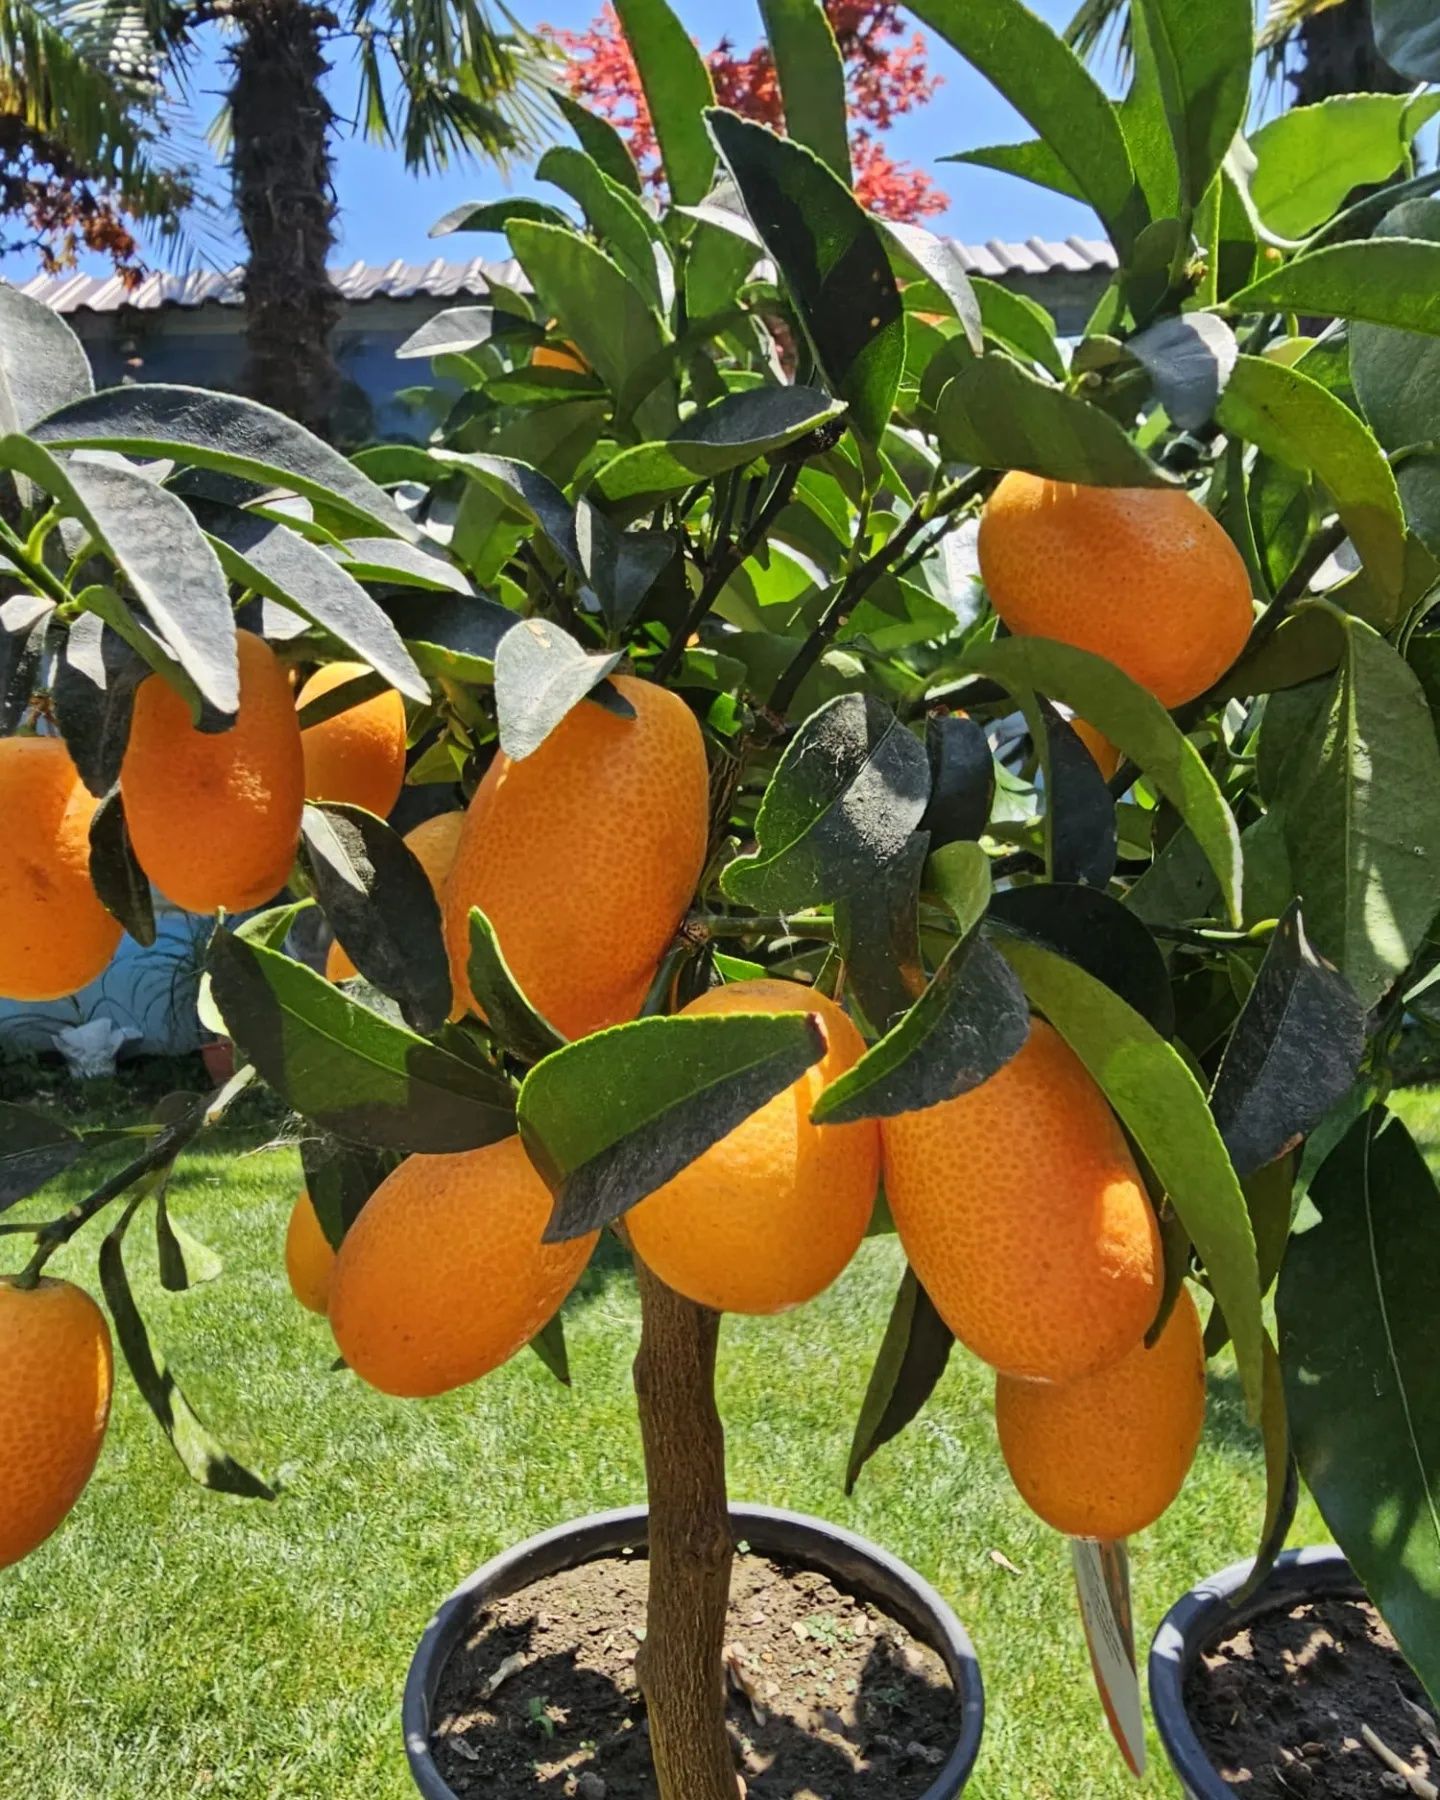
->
[4, 0, 1113, 282]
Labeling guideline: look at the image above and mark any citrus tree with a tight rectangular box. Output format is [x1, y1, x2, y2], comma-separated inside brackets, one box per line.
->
[5, 0, 1440, 1791]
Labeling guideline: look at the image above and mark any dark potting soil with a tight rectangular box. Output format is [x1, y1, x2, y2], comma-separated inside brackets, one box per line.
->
[430, 1549, 962, 1799]
[1185, 1593, 1439, 1798]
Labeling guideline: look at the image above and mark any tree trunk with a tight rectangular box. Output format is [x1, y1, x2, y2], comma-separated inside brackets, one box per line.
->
[632, 1255, 739, 1800]
[1292, 0, 1405, 105]
[228, 0, 342, 437]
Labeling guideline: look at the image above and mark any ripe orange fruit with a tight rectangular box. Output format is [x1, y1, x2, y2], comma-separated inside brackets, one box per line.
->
[996, 1285, 1206, 1539]
[531, 339, 589, 374]
[328, 1134, 596, 1398]
[327, 811, 463, 983]
[1071, 717, 1120, 781]
[881, 1019, 1161, 1382]
[625, 980, 879, 1314]
[443, 675, 709, 1041]
[0, 1276, 113, 1568]
[298, 662, 407, 819]
[285, 1191, 335, 1315]
[121, 630, 304, 913]
[977, 474, 1254, 707]
[0, 736, 121, 1001]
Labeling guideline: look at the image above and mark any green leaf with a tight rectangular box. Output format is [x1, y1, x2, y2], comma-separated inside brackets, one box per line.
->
[1126, 313, 1238, 432]
[100, 1194, 276, 1499]
[204, 510, 427, 702]
[388, 592, 516, 686]
[965, 637, 1244, 924]
[0, 1103, 85, 1213]
[971, 278, 1064, 379]
[814, 933, 1029, 1125]
[989, 884, 1176, 1036]
[1032, 697, 1117, 889]
[337, 538, 471, 597]
[538, 147, 669, 305]
[298, 804, 452, 1035]
[528, 1311, 572, 1386]
[932, 354, 1171, 487]
[1217, 355, 1407, 613]
[908, 0, 1142, 253]
[1231, 239, 1440, 336]
[435, 451, 581, 572]
[550, 88, 645, 196]
[1278, 1106, 1440, 1702]
[834, 833, 928, 1035]
[1209, 902, 1366, 1177]
[1234, 1332, 1299, 1603]
[155, 1192, 223, 1291]
[467, 906, 567, 1064]
[53, 613, 146, 798]
[29, 385, 416, 541]
[721, 694, 932, 910]
[518, 1009, 826, 1240]
[208, 931, 516, 1154]
[429, 197, 572, 236]
[595, 386, 846, 502]
[845, 1266, 954, 1493]
[920, 714, 994, 852]
[0, 440, 239, 720]
[999, 935, 1265, 1421]
[612, 0, 717, 206]
[396, 306, 504, 359]
[88, 791, 156, 948]
[1134, 0, 1252, 216]
[492, 619, 625, 761]
[300, 1132, 396, 1253]
[1374, 0, 1440, 81]
[0, 282, 92, 436]
[707, 110, 903, 446]
[451, 401, 607, 583]
[1278, 612, 1440, 1009]
[506, 221, 677, 440]
[881, 221, 982, 355]
[943, 137, 1080, 202]
[760, 0, 850, 181]
[1249, 94, 1440, 240]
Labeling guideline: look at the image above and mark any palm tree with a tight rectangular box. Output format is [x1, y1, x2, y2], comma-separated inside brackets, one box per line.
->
[1066, 0, 1404, 104]
[67, 0, 551, 434]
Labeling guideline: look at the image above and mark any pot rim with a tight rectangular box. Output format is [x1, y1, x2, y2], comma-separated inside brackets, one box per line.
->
[1148, 1545, 1356, 1800]
[404, 1501, 985, 1800]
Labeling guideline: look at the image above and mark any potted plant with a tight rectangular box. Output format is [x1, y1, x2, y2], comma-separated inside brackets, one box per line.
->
[4, 0, 1440, 1791]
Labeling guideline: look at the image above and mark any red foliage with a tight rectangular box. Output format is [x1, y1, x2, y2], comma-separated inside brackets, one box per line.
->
[0, 118, 147, 284]
[549, 0, 946, 223]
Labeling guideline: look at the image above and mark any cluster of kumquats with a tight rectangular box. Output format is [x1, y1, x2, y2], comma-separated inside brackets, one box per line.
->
[0, 472, 1248, 1571]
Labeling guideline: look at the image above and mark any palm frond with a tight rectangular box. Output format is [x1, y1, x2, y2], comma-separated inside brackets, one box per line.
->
[1064, 0, 1131, 70]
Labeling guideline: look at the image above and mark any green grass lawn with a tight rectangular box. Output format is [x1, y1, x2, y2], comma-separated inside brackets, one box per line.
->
[9, 1079, 1411, 1800]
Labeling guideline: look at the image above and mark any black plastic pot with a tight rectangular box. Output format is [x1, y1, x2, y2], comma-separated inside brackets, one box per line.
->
[404, 1502, 985, 1799]
[1149, 1546, 1358, 1799]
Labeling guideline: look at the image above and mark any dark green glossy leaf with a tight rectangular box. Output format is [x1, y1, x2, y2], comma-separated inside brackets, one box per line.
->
[300, 1132, 397, 1252]
[467, 905, 566, 1064]
[1374, 0, 1440, 81]
[336, 538, 472, 596]
[1209, 902, 1366, 1177]
[972, 278, 1064, 378]
[1034, 698, 1116, 889]
[1231, 239, 1440, 336]
[295, 667, 387, 732]
[908, 0, 1142, 252]
[550, 88, 645, 195]
[528, 1311, 572, 1386]
[613, 0, 716, 206]
[29, 384, 415, 540]
[845, 1266, 954, 1493]
[208, 931, 515, 1154]
[967, 636, 1244, 923]
[493, 619, 625, 761]
[595, 386, 846, 502]
[155, 1192, 223, 1291]
[538, 146, 667, 304]
[761, 0, 849, 180]
[880, 221, 982, 354]
[518, 1009, 826, 1240]
[943, 137, 1078, 200]
[1278, 1106, 1440, 1702]
[435, 451, 580, 572]
[708, 110, 903, 446]
[1126, 313, 1238, 431]
[1234, 1334, 1299, 1603]
[0, 282, 92, 435]
[0, 1103, 84, 1213]
[1135, 0, 1251, 215]
[920, 713, 993, 851]
[396, 306, 503, 359]
[299, 804, 452, 1035]
[933, 354, 1170, 486]
[429, 197, 572, 236]
[0, 594, 51, 732]
[814, 932, 1028, 1125]
[388, 591, 516, 685]
[87, 790, 156, 948]
[100, 1194, 276, 1499]
[989, 883, 1175, 1037]
[53, 612, 145, 797]
[999, 935, 1264, 1420]
[721, 693, 931, 910]
[834, 832, 928, 1035]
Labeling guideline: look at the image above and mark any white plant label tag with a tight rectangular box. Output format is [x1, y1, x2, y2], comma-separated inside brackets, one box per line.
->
[1072, 1536, 1146, 1777]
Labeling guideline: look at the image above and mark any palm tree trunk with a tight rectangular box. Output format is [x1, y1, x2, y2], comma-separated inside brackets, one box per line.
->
[1292, 0, 1404, 105]
[228, 0, 342, 437]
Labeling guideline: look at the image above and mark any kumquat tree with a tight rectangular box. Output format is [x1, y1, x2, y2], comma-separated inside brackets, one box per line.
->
[4, 0, 1440, 1792]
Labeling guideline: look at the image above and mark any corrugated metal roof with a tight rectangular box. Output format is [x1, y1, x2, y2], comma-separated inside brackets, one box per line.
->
[14, 240, 1116, 315]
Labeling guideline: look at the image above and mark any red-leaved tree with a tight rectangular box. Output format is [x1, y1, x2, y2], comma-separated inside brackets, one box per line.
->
[549, 0, 946, 222]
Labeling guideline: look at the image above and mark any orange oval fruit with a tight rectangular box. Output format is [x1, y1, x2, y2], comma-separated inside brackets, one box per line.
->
[328, 1134, 596, 1398]
[0, 1276, 113, 1568]
[0, 736, 121, 1001]
[121, 630, 304, 913]
[625, 979, 879, 1314]
[327, 811, 464, 983]
[285, 1191, 335, 1316]
[996, 1285, 1206, 1539]
[298, 662, 407, 819]
[443, 675, 709, 1041]
[977, 474, 1254, 707]
[881, 1018, 1161, 1382]
[531, 339, 590, 374]
[1071, 717, 1121, 781]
